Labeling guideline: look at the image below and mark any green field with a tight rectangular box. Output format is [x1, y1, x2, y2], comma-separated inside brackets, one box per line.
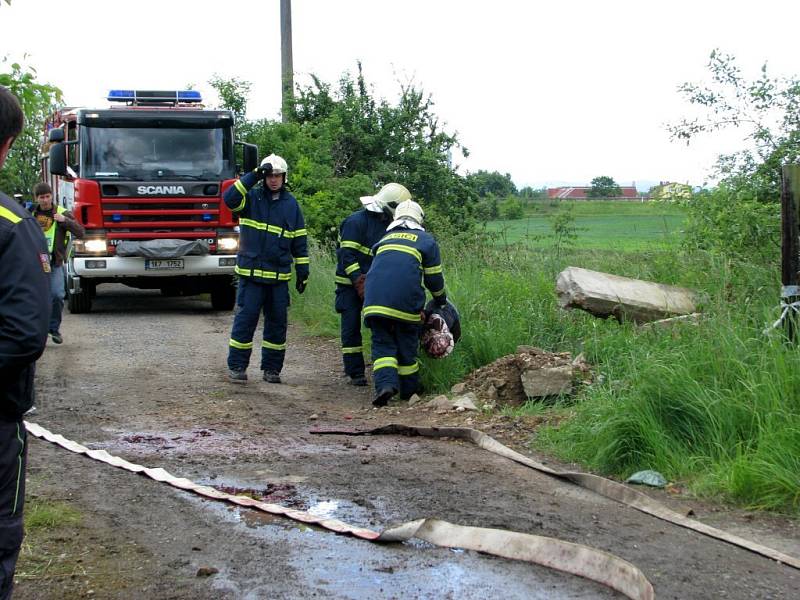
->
[486, 200, 686, 251]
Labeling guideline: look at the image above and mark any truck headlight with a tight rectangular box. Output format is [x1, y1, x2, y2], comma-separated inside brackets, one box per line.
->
[218, 237, 239, 252]
[73, 238, 107, 254]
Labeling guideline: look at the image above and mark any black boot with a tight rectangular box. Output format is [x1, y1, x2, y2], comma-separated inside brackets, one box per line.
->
[263, 370, 281, 384]
[372, 387, 396, 407]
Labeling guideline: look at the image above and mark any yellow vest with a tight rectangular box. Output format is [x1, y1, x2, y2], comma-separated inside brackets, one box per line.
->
[40, 205, 67, 254]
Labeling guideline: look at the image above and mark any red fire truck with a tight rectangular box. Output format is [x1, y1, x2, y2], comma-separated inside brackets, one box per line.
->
[44, 89, 258, 313]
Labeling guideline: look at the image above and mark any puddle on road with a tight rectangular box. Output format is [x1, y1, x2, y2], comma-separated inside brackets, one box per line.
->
[182, 478, 608, 599]
[92, 426, 412, 461]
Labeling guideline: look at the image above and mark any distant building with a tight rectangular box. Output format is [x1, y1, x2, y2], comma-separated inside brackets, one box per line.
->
[649, 181, 692, 201]
[546, 186, 644, 200]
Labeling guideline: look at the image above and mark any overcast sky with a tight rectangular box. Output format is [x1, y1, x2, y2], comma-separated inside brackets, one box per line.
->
[2, 0, 798, 190]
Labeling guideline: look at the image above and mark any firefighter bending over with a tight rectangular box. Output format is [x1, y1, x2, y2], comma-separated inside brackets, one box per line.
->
[335, 183, 409, 386]
[363, 199, 447, 407]
[224, 154, 309, 384]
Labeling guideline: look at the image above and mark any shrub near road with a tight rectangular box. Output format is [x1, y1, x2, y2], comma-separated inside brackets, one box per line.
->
[293, 200, 799, 513]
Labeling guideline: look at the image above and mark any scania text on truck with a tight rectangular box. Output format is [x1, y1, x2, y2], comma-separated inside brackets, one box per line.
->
[44, 89, 259, 313]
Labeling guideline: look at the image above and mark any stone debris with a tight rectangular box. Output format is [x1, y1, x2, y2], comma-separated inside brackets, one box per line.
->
[196, 566, 219, 577]
[521, 365, 574, 398]
[459, 347, 593, 407]
[555, 266, 698, 324]
[407, 393, 423, 406]
[639, 313, 701, 329]
[423, 393, 479, 411]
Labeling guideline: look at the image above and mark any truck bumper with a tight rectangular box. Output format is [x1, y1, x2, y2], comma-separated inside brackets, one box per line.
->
[73, 255, 237, 278]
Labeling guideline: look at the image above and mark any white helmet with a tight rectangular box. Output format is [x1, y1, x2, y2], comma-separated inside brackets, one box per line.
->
[394, 200, 424, 224]
[361, 182, 411, 217]
[260, 153, 288, 175]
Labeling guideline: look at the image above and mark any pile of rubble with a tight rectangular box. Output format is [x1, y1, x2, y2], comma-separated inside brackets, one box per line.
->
[414, 346, 593, 412]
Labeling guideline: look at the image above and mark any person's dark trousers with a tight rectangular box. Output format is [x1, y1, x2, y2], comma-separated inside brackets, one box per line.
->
[369, 317, 421, 397]
[48, 265, 64, 334]
[227, 277, 289, 373]
[336, 286, 365, 378]
[0, 420, 27, 600]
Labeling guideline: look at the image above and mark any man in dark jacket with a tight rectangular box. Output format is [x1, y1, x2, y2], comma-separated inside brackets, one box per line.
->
[335, 183, 409, 386]
[363, 199, 447, 407]
[223, 154, 309, 384]
[30, 182, 84, 344]
[0, 85, 50, 600]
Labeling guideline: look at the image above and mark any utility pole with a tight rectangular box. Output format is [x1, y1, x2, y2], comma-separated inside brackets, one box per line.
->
[280, 0, 294, 123]
[780, 164, 800, 341]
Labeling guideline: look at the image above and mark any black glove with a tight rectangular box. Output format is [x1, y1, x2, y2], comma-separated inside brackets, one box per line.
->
[255, 162, 273, 178]
[434, 294, 448, 307]
[295, 278, 307, 294]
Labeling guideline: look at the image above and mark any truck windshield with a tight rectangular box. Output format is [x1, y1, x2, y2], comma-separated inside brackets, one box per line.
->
[82, 126, 234, 180]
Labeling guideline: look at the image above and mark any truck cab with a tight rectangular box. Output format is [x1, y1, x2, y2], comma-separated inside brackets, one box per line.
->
[44, 89, 258, 312]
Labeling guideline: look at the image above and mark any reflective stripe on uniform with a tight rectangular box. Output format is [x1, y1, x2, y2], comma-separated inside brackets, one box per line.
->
[335, 276, 352, 286]
[0, 205, 21, 224]
[13, 423, 23, 514]
[231, 180, 248, 212]
[294, 256, 310, 265]
[283, 228, 307, 239]
[344, 262, 360, 275]
[376, 243, 421, 262]
[229, 338, 253, 350]
[431, 287, 446, 297]
[423, 264, 443, 275]
[239, 218, 283, 237]
[234, 265, 292, 281]
[373, 357, 398, 371]
[262, 339, 287, 351]
[342, 346, 363, 354]
[340, 240, 372, 255]
[363, 305, 423, 322]
[398, 361, 419, 376]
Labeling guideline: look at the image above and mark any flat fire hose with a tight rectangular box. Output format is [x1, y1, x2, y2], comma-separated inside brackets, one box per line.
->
[312, 424, 800, 571]
[25, 421, 654, 600]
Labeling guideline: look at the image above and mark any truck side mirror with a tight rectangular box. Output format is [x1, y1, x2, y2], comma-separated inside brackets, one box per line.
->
[48, 128, 65, 143]
[49, 142, 68, 176]
[241, 143, 258, 173]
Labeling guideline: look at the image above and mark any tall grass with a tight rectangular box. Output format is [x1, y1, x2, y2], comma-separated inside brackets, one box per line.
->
[291, 228, 799, 512]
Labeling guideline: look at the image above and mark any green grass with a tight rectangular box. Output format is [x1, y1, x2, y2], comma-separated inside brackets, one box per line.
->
[487, 200, 686, 251]
[291, 206, 800, 513]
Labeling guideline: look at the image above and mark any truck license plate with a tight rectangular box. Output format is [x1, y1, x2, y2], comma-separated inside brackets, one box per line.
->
[145, 259, 184, 271]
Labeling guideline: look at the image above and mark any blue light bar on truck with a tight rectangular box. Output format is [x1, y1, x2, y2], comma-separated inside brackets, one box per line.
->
[107, 90, 203, 104]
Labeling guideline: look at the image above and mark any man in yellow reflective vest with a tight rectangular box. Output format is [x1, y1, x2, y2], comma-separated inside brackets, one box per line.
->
[30, 182, 84, 344]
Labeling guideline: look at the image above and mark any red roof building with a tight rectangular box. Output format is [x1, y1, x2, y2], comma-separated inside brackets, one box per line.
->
[546, 186, 643, 200]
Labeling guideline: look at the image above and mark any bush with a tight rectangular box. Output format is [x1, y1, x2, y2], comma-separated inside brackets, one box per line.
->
[499, 196, 524, 220]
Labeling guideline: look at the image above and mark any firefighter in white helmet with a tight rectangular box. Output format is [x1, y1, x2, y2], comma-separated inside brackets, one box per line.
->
[362, 199, 448, 406]
[223, 153, 309, 384]
[334, 183, 410, 386]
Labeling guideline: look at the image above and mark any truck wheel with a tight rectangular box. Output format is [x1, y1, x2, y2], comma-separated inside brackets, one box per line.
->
[67, 286, 93, 313]
[211, 283, 236, 311]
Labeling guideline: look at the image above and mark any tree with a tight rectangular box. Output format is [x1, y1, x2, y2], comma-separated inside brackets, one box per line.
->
[466, 170, 517, 198]
[209, 74, 252, 133]
[667, 50, 800, 258]
[238, 64, 477, 243]
[669, 49, 800, 202]
[587, 176, 621, 198]
[519, 186, 548, 200]
[0, 57, 63, 198]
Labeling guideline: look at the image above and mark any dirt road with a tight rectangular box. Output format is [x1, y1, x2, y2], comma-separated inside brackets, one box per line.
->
[15, 285, 800, 599]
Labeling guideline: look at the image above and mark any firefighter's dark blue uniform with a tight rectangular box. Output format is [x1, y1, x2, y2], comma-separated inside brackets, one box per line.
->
[223, 171, 309, 374]
[0, 192, 49, 600]
[363, 226, 446, 399]
[335, 209, 390, 379]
